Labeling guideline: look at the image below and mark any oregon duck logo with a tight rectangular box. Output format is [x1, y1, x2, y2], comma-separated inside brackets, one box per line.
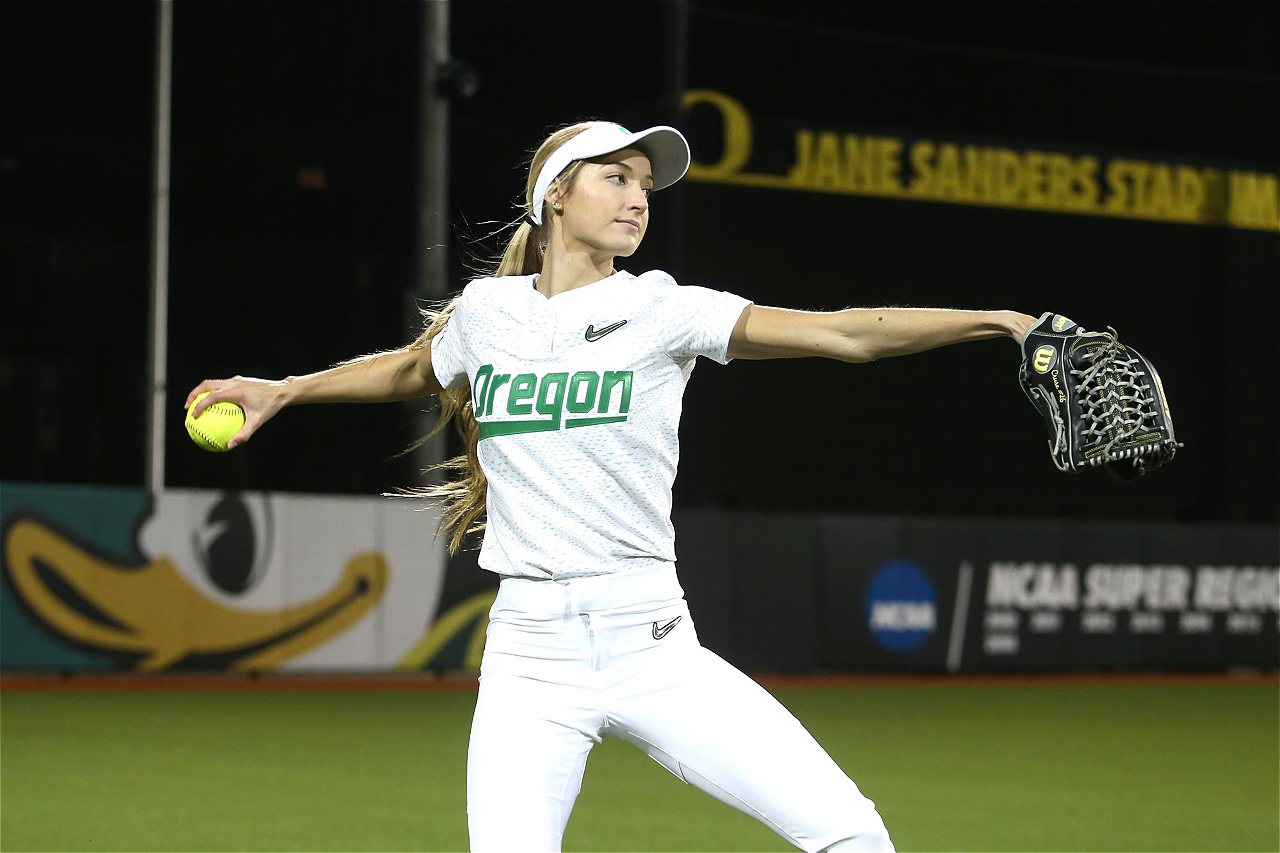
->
[2, 492, 387, 671]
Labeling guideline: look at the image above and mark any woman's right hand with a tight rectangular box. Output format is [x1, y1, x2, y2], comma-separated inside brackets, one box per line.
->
[184, 376, 290, 450]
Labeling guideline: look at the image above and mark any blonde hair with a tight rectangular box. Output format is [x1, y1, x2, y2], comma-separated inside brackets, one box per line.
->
[411, 121, 608, 554]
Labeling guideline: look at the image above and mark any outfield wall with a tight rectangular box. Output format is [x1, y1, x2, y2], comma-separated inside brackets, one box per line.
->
[670, 509, 1279, 674]
[1, 483, 1275, 673]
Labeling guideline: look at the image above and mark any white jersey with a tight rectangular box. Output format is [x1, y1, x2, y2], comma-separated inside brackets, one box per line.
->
[430, 269, 751, 579]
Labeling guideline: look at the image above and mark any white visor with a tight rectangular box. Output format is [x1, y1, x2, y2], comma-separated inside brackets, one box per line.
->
[528, 123, 690, 225]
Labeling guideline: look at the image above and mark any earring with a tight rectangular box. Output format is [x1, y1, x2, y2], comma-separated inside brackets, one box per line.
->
[552, 202, 562, 211]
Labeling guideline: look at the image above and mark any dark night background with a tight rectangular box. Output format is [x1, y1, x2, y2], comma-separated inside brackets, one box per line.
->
[2, 0, 1277, 524]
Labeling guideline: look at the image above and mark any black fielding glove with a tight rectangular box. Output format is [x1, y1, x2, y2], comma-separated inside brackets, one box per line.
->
[1018, 312, 1181, 480]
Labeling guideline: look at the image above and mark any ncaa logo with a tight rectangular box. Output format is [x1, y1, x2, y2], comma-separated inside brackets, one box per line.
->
[1032, 345, 1057, 374]
[865, 559, 938, 653]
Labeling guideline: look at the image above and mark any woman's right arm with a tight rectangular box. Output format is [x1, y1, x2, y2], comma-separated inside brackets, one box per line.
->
[183, 343, 446, 450]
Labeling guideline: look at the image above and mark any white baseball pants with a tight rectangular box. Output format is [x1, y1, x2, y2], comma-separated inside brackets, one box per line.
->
[466, 564, 895, 852]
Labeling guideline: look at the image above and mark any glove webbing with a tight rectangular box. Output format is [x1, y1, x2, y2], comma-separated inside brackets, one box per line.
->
[1072, 330, 1162, 468]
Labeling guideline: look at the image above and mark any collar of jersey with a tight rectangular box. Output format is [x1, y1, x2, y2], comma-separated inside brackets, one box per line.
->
[529, 269, 634, 301]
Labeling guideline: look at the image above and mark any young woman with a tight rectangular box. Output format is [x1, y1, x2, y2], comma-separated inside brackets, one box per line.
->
[187, 121, 1038, 853]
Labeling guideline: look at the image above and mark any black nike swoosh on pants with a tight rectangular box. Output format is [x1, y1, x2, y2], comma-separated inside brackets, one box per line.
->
[651, 616, 682, 640]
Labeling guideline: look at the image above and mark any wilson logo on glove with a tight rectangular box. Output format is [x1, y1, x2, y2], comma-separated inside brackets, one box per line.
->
[1031, 346, 1057, 374]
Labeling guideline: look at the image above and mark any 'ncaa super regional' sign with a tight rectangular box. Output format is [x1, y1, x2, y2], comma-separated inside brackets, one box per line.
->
[973, 557, 1277, 671]
[680, 512, 1277, 674]
[666, 510, 1276, 674]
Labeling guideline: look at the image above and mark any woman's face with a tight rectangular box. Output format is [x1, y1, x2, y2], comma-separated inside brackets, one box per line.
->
[553, 148, 653, 258]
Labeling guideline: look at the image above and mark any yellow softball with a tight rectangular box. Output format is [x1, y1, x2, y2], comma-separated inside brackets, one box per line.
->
[185, 391, 245, 453]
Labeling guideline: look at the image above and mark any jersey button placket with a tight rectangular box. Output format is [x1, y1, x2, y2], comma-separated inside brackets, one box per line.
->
[527, 292, 555, 357]
[545, 300, 558, 356]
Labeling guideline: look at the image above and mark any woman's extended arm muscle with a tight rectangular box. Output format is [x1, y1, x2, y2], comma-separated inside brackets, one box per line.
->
[184, 343, 445, 449]
[281, 344, 445, 405]
[727, 304, 1037, 363]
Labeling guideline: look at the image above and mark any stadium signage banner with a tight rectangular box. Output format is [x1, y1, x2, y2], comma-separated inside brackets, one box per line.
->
[669, 510, 1278, 674]
[967, 558, 1279, 672]
[681, 89, 1280, 232]
[830, 518, 1278, 672]
[982, 561, 1278, 645]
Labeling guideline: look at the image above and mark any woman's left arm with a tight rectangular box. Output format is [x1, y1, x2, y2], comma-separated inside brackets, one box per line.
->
[727, 305, 1039, 362]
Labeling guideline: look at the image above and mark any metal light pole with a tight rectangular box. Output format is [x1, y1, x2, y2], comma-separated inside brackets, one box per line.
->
[145, 0, 173, 495]
[666, 0, 689, 281]
[409, 0, 452, 483]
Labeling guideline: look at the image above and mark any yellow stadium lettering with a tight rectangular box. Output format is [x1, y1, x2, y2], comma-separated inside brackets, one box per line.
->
[990, 148, 1023, 205]
[1145, 164, 1175, 218]
[911, 144, 1097, 211]
[679, 89, 1276, 231]
[1172, 167, 1205, 221]
[1045, 153, 1075, 207]
[1042, 152, 1092, 210]
[933, 143, 965, 199]
[789, 130, 816, 185]
[1228, 171, 1280, 230]
[810, 131, 844, 188]
[960, 146, 991, 199]
[1200, 168, 1229, 223]
[842, 135, 878, 192]
[792, 131, 902, 193]
[681, 89, 752, 180]
[846, 135, 900, 193]
[907, 140, 935, 196]
[1104, 159, 1139, 214]
[875, 138, 903, 194]
[1022, 151, 1051, 207]
[1074, 157, 1101, 208]
[1104, 160, 1211, 223]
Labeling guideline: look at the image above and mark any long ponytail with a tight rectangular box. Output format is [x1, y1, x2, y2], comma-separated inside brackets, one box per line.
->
[412, 121, 605, 553]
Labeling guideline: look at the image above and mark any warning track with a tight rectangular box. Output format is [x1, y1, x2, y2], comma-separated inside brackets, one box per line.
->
[1, 670, 1274, 692]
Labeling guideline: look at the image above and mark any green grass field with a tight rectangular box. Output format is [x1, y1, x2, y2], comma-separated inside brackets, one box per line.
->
[2, 680, 1276, 852]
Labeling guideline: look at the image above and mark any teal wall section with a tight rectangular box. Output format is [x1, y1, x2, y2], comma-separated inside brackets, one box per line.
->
[1, 482, 149, 669]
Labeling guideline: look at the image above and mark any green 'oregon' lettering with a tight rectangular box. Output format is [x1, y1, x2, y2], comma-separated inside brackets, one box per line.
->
[600, 371, 632, 413]
[474, 364, 634, 440]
